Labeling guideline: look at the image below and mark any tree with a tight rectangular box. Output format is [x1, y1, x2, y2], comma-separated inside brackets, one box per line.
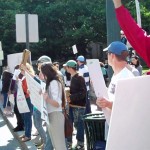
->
[0, 0, 150, 65]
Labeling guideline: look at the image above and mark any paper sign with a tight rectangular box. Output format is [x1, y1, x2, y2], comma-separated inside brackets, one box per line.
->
[41, 82, 49, 125]
[72, 45, 78, 54]
[12, 69, 21, 80]
[17, 81, 30, 113]
[7, 53, 23, 73]
[25, 72, 42, 112]
[86, 59, 111, 123]
[106, 76, 150, 150]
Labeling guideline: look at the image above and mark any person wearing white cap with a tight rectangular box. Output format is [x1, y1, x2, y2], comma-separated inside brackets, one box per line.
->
[96, 41, 135, 124]
[76, 55, 91, 114]
[21, 55, 53, 149]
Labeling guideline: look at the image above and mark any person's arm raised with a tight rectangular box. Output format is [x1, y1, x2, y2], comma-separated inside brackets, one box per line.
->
[113, 0, 122, 8]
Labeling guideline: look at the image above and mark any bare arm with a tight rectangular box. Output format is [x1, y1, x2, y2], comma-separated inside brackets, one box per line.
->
[113, 0, 122, 8]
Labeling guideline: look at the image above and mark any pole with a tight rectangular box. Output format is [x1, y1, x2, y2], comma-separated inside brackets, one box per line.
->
[25, 13, 30, 50]
[135, 0, 141, 27]
[106, 0, 120, 79]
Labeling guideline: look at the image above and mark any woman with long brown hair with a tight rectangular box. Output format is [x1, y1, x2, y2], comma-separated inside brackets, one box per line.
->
[40, 62, 66, 150]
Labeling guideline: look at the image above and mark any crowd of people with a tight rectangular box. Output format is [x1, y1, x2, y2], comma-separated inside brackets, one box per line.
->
[1, 0, 150, 149]
[1, 54, 97, 150]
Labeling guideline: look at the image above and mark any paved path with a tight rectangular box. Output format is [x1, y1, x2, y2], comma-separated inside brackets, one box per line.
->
[0, 112, 22, 150]
[0, 93, 99, 150]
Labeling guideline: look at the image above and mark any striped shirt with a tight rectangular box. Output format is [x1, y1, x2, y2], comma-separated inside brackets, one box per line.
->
[78, 64, 90, 91]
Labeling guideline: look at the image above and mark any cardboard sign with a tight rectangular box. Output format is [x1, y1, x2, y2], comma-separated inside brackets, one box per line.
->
[86, 59, 111, 123]
[106, 76, 150, 150]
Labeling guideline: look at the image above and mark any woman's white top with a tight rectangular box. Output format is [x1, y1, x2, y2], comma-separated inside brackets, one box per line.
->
[46, 80, 62, 113]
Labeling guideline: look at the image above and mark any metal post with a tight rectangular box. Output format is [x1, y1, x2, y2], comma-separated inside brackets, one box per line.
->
[25, 13, 30, 50]
[106, 0, 120, 79]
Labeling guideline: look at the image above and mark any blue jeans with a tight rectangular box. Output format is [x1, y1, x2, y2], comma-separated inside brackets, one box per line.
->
[85, 91, 91, 114]
[22, 98, 33, 138]
[45, 127, 53, 150]
[33, 108, 46, 145]
[2, 93, 10, 108]
[67, 107, 74, 144]
[71, 107, 85, 143]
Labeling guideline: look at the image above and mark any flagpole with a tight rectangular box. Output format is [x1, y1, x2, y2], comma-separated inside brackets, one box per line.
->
[135, 0, 141, 27]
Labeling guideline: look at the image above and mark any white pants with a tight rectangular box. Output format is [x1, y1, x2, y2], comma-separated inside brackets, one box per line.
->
[47, 111, 67, 150]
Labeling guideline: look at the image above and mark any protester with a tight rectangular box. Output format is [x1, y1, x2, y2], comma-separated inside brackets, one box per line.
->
[96, 41, 135, 123]
[53, 61, 65, 86]
[66, 60, 86, 150]
[131, 55, 143, 76]
[22, 55, 53, 149]
[19, 63, 34, 142]
[1, 70, 13, 115]
[120, 30, 127, 45]
[112, 0, 150, 67]
[77, 55, 91, 114]
[40, 62, 67, 150]
[9, 65, 24, 132]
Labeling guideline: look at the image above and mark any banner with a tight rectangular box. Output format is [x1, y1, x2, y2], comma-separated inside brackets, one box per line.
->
[17, 81, 30, 113]
[25, 72, 42, 112]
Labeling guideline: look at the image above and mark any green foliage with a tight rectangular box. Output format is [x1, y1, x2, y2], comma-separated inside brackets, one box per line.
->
[0, 0, 150, 65]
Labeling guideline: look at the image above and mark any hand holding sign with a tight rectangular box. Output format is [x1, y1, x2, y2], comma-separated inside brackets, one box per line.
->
[21, 49, 31, 65]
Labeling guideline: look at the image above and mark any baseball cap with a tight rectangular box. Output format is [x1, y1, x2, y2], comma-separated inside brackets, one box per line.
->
[103, 41, 128, 55]
[63, 64, 67, 67]
[37, 55, 52, 64]
[66, 60, 77, 68]
[77, 55, 85, 62]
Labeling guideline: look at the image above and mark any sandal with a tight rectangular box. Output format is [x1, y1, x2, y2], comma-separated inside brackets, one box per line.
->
[21, 136, 31, 142]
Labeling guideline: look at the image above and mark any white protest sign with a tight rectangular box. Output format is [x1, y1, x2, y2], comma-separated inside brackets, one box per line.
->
[17, 81, 30, 113]
[72, 45, 78, 54]
[41, 82, 49, 125]
[7, 53, 23, 73]
[25, 72, 42, 112]
[106, 76, 150, 150]
[86, 59, 111, 123]
[12, 69, 21, 80]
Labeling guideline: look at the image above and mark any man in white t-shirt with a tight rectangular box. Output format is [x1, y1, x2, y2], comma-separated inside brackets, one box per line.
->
[96, 41, 134, 114]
